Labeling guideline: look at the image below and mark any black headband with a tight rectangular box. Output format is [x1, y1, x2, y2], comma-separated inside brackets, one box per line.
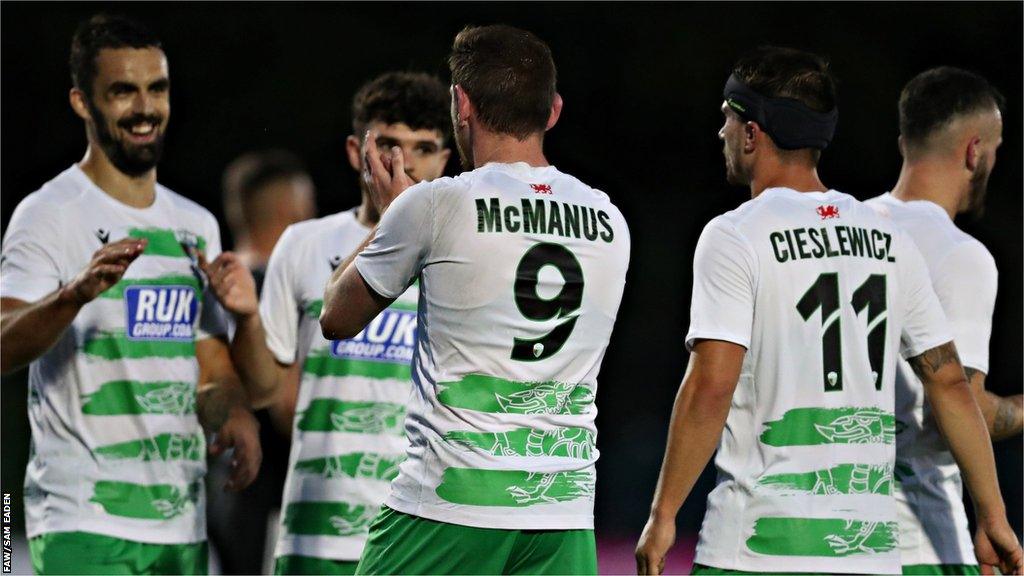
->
[723, 74, 838, 150]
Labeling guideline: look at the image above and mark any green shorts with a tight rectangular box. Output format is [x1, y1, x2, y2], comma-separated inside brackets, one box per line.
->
[29, 531, 207, 575]
[355, 506, 597, 575]
[274, 555, 359, 575]
[902, 565, 981, 575]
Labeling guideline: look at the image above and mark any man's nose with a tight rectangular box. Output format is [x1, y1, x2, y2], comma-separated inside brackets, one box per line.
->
[132, 91, 155, 115]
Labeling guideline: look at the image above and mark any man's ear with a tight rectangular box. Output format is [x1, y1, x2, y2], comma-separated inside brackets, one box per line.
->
[69, 88, 92, 121]
[453, 84, 473, 127]
[345, 134, 362, 172]
[743, 121, 760, 153]
[545, 92, 563, 131]
[965, 135, 982, 172]
[897, 135, 907, 159]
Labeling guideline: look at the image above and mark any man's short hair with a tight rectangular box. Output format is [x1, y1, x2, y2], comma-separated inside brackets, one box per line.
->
[449, 24, 557, 140]
[222, 150, 309, 233]
[732, 46, 837, 114]
[351, 71, 451, 142]
[899, 66, 1005, 150]
[69, 14, 162, 98]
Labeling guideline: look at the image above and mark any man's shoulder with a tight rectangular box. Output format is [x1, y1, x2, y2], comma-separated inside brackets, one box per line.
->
[23, 166, 91, 207]
[283, 210, 358, 245]
[156, 183, 219, 229]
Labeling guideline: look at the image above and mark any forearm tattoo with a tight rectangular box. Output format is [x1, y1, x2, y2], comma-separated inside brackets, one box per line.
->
[992, 396, 1024, 439]
[908, 341, 962, 381]
[964, 367, 981, 381]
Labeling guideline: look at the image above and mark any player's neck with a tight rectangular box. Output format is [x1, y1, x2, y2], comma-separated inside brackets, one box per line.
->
[750, 165, 826, 198]
[471, 130, 549, 169]
[356, 193, 380, 228]
[78, 144, 157, 209]
[247, 230, 282, 268]
[231, 240, 268, 271]
[891, 161, 960, 220]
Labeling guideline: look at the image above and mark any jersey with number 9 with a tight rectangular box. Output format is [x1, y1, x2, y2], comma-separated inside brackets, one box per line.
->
[354, 162, 630, 531]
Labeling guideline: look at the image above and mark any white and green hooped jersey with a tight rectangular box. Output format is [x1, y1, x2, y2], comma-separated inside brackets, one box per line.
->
[1, 165, 227, 544]
[868, 193, 994, 566]
[686, 188, 952, 574]
[261, 209, 417, 561]
[354, 162, 630, 530]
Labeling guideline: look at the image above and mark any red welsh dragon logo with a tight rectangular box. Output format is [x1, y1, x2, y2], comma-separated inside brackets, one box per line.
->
[817, 205, 840, 220]
[530, 183, 553, 194]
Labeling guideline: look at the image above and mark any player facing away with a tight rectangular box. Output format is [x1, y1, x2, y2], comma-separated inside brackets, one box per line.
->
[203, 71, 452, 575]
[634, 47, 1022, 575]
[867, 67, 1023, 575]
[0, 14, 260, 575]
[319, 25, 630, 575]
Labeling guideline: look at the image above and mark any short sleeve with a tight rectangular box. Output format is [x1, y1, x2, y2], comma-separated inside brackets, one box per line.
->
[897, 231, 953, 359]
[685, 217, 757, 351]
[260, 225, 301, 365]
[196, 214, 229, 341]
[1, 194, 65, 302]
[354, 182, 433, 299]
[931, 241, 997, 373]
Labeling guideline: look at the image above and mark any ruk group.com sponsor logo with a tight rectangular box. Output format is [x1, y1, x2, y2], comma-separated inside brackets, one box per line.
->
[124, 286, 198, 341]
[331, 308, 416, 364]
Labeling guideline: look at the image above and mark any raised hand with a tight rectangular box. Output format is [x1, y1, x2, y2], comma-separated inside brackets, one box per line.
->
[201, 251, 258, 317]
[65, 238, 148, 304]
[362, 129, 417, 215]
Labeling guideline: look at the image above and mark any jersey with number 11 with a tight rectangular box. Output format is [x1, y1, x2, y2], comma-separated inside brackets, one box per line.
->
[686, 188, 951, 574]
[354, 162, 630, 530]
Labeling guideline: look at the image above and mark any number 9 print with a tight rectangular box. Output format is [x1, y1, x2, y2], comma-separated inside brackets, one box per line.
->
[512, 243, 584, 361]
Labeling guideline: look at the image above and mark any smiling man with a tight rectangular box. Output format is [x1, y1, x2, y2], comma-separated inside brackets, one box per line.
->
[0, 14, 260, 575]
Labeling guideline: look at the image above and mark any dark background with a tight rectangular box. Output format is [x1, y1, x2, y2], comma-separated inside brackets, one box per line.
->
[2, 0, 1021, 554]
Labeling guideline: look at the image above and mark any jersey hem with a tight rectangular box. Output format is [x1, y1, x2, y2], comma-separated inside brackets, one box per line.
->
[694, 550, 899, 574]
[274, 536, 366, 562]
[385, 495, 595, 530]
[28, 519, 205, 546]
[354, 257, 403, 300]
[901, 333, 954, 361]
[685, 330, 750, 352]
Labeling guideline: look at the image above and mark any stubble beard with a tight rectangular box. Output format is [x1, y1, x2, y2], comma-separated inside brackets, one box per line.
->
[87, 99, 165, 177]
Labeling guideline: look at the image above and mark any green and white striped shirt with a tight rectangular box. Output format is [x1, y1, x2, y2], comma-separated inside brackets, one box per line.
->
[2, 165, 226, 544]
[262, 209, 416, 561]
